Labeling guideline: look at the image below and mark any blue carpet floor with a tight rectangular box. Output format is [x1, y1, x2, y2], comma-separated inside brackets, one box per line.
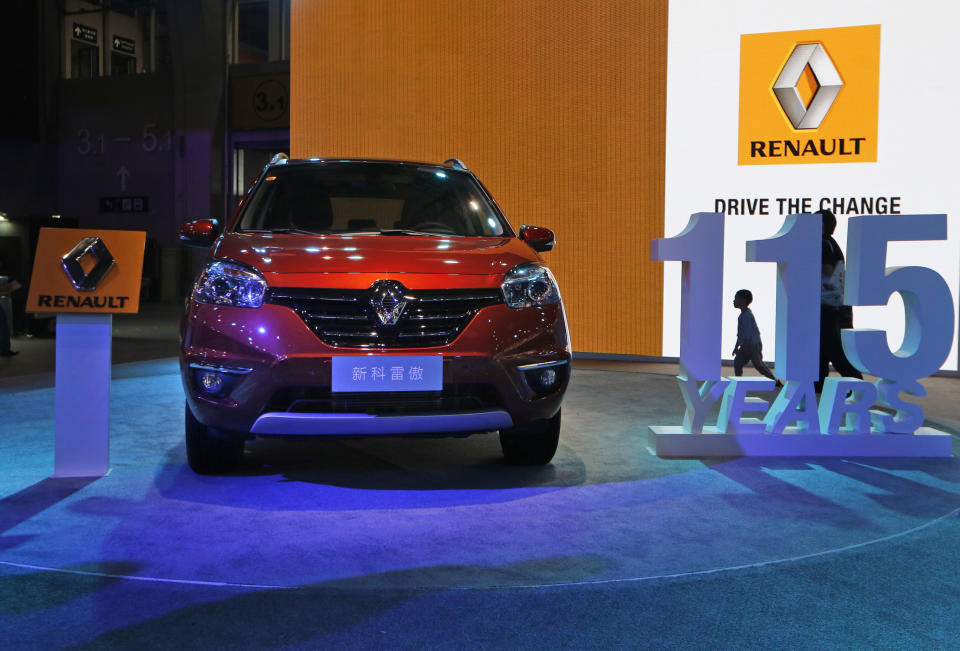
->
[0, 359, 958, 648]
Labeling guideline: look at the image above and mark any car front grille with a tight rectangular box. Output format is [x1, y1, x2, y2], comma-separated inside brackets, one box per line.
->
[265, 286, 503, 348]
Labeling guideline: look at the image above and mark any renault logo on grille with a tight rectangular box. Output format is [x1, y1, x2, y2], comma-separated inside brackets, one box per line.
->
[61, 237, 116, 291]
[773, 43, 843, 129]
[369, 280, 409, 326]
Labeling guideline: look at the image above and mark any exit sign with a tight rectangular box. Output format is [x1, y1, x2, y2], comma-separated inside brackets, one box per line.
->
[100, 196, 149, 213]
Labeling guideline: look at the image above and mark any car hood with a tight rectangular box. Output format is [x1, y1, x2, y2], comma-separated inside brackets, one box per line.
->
[213, 232, 538, 276]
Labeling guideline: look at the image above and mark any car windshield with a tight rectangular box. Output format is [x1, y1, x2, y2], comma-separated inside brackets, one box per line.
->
[234, 163, 508, 237]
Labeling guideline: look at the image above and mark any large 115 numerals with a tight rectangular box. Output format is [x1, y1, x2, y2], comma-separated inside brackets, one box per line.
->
[652, 212, 955, 387]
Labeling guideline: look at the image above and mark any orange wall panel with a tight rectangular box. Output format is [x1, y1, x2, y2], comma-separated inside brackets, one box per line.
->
[290, 0, 667, 355]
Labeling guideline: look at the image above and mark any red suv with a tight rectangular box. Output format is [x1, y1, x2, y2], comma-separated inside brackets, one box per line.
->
[179, 156, 570, 473]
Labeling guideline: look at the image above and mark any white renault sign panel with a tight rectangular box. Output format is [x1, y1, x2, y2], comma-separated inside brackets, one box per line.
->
[664, 0, 959, 370]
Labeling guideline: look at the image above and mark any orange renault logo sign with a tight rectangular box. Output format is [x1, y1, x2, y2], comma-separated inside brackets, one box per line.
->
[738, 25, 881, 165]
[27, 228, 146, 314]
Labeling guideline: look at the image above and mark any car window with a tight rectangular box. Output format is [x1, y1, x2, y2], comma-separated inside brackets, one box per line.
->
[235, 164, 507, 236]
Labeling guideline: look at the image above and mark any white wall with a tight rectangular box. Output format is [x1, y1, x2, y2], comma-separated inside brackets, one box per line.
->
[108, 10, 142, 74]
[664, 0, 960, 371]
[64, 0, 103, 79]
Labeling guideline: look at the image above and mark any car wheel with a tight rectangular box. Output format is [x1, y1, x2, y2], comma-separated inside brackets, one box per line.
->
[185, 402, 245, 474]
[499, 410, 561, 465]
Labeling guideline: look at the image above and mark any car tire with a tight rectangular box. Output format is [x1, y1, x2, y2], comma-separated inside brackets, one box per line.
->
[499, 409, 561, 465]
[185, 402, 245, 475]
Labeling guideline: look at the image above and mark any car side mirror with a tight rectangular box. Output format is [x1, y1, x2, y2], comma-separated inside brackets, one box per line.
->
[179, 219, 222, 248]
[519, 225, 556, 252]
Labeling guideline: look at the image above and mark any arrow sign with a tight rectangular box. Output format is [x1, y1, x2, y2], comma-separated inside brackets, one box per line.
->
[116, 166, 130, 193]
[72, 23, 97, 44]
[112, 35, 135, 54]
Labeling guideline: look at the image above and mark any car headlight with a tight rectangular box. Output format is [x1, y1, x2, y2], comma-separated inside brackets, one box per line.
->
[194, 260, 267, 308]
[501, 263, 561, 309]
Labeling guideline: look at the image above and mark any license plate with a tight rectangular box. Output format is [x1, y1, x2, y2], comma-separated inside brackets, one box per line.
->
[331, 356, 443, 392]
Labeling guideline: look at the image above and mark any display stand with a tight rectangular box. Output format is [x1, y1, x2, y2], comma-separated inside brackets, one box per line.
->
[54, 313, 112, 477]
[648, 425, 954, 458]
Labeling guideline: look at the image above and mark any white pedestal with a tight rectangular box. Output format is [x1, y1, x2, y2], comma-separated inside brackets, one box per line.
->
[54, 313, 112, 477]
[648, 425, 954, 458]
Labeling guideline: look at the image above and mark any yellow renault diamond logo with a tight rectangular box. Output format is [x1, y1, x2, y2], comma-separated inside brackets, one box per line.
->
[738, 25, 880, 165]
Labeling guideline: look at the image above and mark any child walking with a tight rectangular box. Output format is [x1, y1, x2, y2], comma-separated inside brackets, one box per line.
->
[732, 289, 782, 388]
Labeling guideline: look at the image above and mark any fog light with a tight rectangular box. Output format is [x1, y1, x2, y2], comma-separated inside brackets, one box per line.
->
[518, 360, 566, 395]
[199, 371, 224, 394]
[190, 363, 252, 400]
[539, 368, 557, 388]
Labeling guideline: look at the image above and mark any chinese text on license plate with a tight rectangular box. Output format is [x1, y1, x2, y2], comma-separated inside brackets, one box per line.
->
[331, 356, 443, 392]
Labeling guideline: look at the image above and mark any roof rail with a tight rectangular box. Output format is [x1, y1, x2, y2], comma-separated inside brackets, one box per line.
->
[443, 158, 468, 171]
[268, 152, 289, 166]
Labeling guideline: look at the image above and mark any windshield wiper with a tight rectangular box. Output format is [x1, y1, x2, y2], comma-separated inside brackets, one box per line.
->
[378, 229, 444, 236]
[269, 228, 318, 234]
[238, 228, 319, 235]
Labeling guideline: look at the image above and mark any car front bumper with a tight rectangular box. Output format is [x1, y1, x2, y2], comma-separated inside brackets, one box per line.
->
[181, 300, 570, 437]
